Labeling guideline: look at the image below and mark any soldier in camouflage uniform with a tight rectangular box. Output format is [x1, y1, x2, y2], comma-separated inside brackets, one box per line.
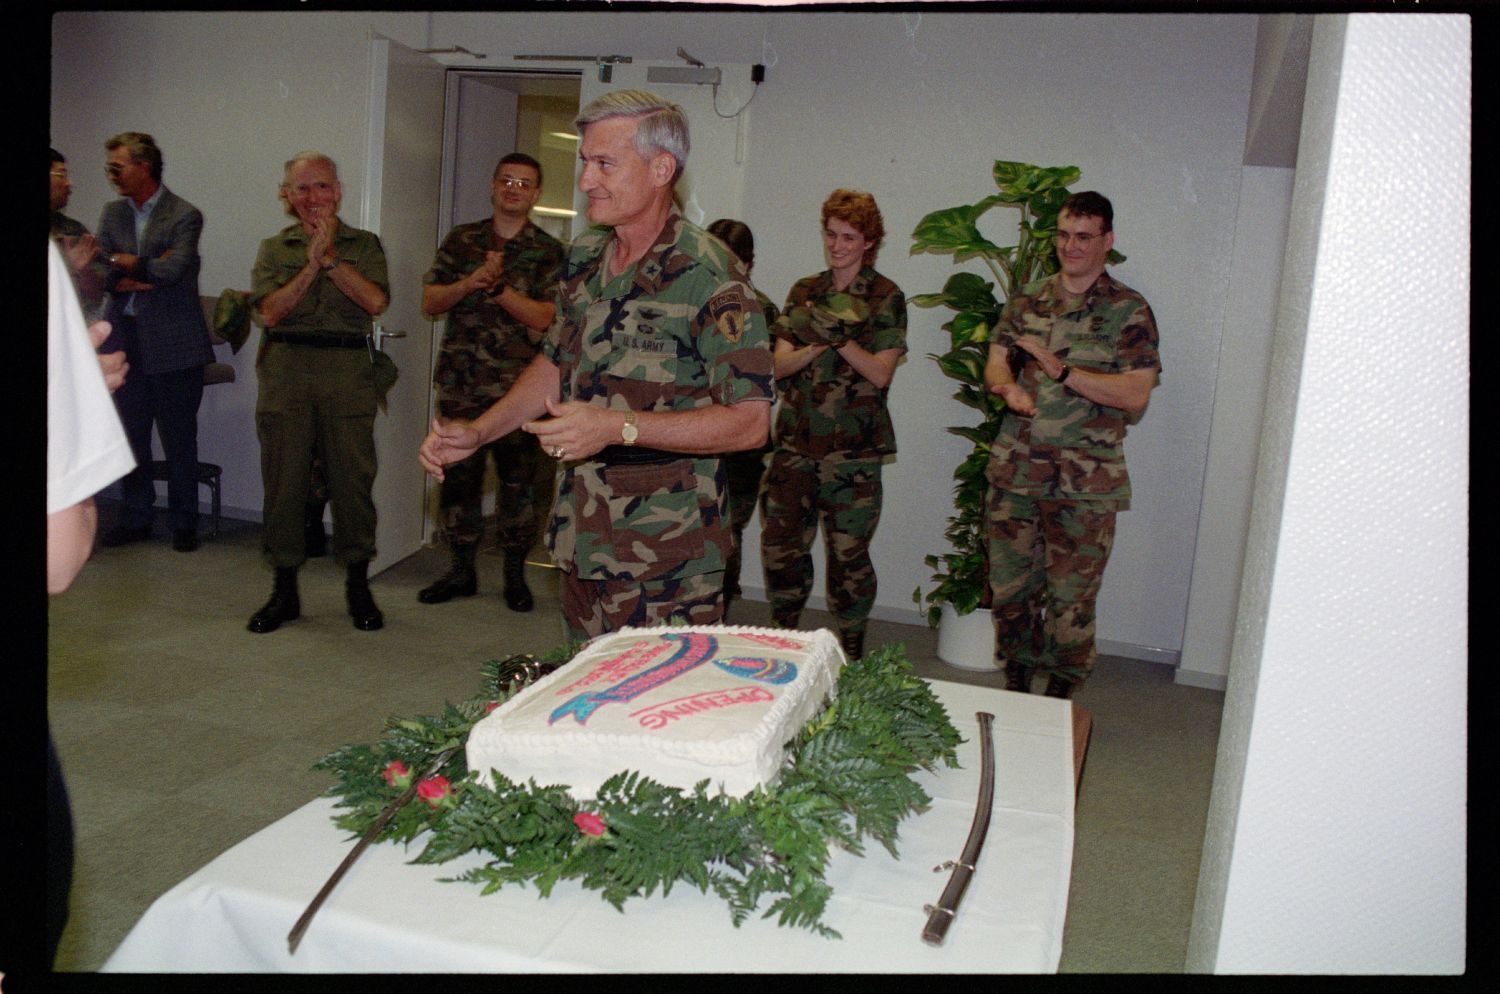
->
[984, 191, 1161, 698]
[706, 218, 779, 617]
[419, 90, 772, 641]
[50, 148, 106, 317]
[761, 190, 906, 660]
[418, 152, 565, 613]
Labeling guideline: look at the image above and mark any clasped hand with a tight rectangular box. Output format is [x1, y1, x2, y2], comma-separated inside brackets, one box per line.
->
[1012, 336, 1064, 380]
[523, 397, 615, 462]
[419, 398, 616, 481]
[307, 216, 339, 268]
[467, 251, 507, 294]
[988, 337, 1061, 417]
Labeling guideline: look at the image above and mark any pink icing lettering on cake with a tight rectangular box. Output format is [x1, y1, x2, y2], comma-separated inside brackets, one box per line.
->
[633, 687, 775, 730]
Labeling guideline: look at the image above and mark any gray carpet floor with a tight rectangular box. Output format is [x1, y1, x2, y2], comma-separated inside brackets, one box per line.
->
[46, 509, 1224, 973]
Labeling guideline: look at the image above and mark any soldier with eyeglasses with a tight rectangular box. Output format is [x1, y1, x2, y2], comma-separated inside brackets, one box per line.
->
[416, 152, 565, 613]
[983, 191, 1162, 699]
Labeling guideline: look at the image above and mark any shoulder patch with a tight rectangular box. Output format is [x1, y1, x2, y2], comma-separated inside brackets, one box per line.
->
[710, 285, 749, 344]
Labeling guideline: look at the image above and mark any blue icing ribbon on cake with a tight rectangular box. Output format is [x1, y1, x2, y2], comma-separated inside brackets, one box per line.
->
[714, 657, 798, 685]
[548, 632, 799, 725]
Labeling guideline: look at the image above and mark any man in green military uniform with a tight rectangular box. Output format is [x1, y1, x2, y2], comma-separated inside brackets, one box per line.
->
[984, 191, 1161, 698]
[417, 152, 565, 614]
[420, 90, 773, 641]
[248, 151, 391, 634]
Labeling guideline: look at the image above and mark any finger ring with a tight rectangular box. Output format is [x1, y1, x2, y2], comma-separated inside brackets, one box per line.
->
[552, 445, 565, 459]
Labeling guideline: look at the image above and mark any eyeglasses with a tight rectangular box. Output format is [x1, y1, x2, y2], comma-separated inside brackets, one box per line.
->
[50, 169, 68, 179]
[105, 164, 126, 176]
[1054, 231, 1105, 247]
[497, 176, 536, 190]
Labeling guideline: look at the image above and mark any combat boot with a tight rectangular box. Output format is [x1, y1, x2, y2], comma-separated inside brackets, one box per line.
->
[502, 549, 534, 613]
[1043, 674, 1077, 699]
[418, 543, 478, 604]
[1003, 660, 1033, 693]
[248, 567, 300, 633]
[346, 560, 384, 631]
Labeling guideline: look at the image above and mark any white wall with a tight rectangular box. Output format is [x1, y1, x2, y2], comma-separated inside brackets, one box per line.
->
[1177, 164, 1294, 690]
[50, 10, 432, 522]
[1186, 14, 1468, 972]
[52, 10, 1263, 664]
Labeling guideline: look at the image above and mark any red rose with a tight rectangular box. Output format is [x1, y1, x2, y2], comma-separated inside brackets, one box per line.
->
[484, 701, 502, 714]
[417, 775, 454, 809]
[573, 811, 607, 837]
[382, 760, 412, 789]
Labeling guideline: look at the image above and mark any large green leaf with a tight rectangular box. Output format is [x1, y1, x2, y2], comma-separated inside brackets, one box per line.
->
[948, 311, 993, 347]
[941, 271, 998, 312]
[1029, 185, 1072, 219]
[1036, 164, 1082, 189]
[934, 350, 986, 386]
[909, 272, 998, 316]
[909, 206, 1003, 258]
[991, 160, 1033, 189]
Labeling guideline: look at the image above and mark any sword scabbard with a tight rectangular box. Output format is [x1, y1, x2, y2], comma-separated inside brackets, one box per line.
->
[921, 711, 996, 946]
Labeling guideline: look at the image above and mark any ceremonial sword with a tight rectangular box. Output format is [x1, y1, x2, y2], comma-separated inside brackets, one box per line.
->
[921, 710, 996, 946]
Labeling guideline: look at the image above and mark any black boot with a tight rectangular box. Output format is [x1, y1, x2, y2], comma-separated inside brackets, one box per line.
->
[1043, 674, 1077, 699]
[502, 550, 534, 613]
[418, 543, 478, 604]
[248, 567, 300, 633]
[839, 629, 865, 661]
[1003, 660, 1033, 693]
[346, 560, 384, 631]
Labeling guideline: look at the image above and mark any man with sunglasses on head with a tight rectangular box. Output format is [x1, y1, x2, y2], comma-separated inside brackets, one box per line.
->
[95, 132, 214, 554]
[983, 191, 1162, 700]
[417, 152, 565, 615]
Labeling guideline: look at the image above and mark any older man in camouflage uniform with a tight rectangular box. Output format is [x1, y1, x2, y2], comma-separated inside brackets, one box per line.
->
[418, 152, 565, 613]
[984, 191, 1161, 698]
[419, 90, 772, 641]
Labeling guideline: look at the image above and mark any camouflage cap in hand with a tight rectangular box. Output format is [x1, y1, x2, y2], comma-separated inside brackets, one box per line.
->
[212, 289, 252, 354]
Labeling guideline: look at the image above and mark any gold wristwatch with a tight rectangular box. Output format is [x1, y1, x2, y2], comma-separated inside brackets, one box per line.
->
[621, 411, 639, 445]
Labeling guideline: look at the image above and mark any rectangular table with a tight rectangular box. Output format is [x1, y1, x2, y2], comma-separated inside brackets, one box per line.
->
[103, 680, 1077, 973]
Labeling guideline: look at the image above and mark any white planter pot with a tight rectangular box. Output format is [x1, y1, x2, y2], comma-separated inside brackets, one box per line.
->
[936, 602, 995, 672]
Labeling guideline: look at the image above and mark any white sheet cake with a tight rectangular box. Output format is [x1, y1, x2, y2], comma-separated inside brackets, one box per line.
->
[467, 626, 846, 798]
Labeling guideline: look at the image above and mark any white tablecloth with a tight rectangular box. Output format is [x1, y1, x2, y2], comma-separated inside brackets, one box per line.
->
[103, 680, 1076, 973]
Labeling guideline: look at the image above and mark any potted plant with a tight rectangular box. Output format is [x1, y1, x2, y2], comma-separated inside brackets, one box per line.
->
[909, 161, 1123, 663]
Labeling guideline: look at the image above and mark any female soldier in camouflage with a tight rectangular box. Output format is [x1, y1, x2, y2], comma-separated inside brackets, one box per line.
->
[706, 218, 778, 617]
[760, 190, 906, 659]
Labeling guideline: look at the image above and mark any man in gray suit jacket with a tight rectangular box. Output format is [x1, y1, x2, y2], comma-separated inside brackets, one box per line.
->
[96, 132, 214, 552]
